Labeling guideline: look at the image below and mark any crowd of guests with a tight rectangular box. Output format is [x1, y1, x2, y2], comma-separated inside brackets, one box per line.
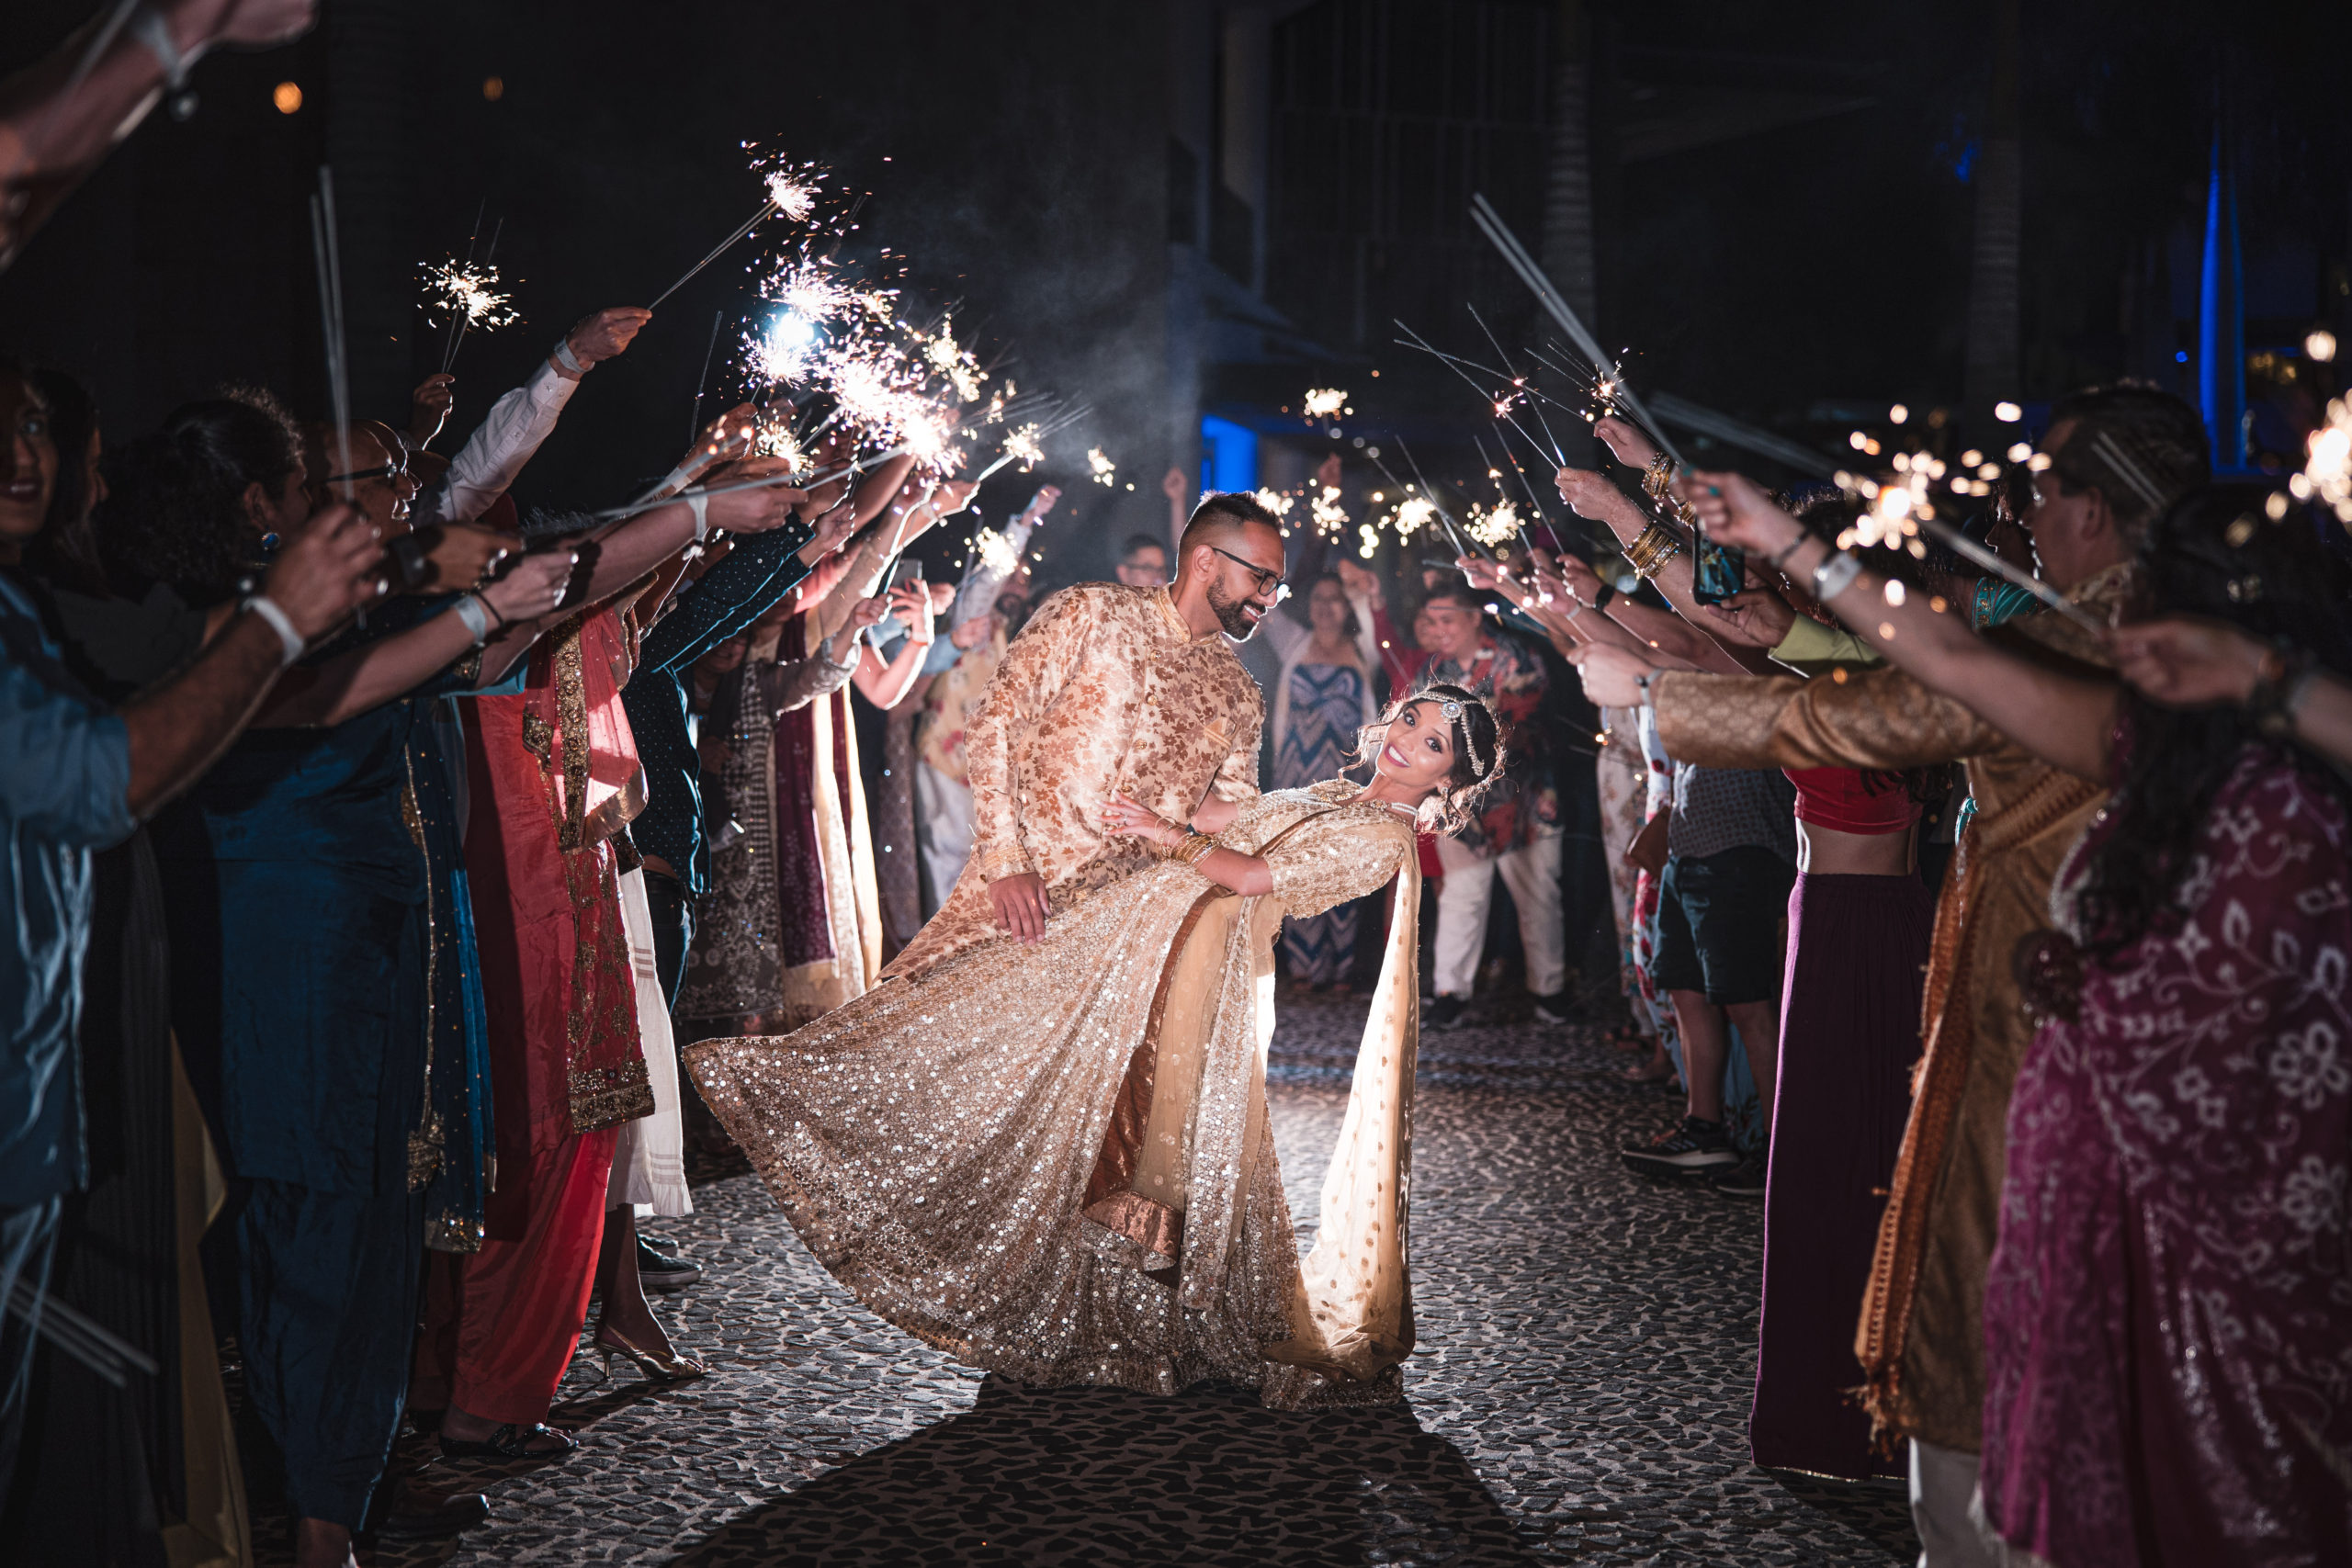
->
[6, 9, 2352, 1568]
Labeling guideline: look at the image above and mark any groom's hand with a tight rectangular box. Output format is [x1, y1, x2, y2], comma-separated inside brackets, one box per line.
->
[989, 873, 1048, 944]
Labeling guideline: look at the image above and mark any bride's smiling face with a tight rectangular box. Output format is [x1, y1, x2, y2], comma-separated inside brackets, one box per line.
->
[1371, 701, 1458, 797]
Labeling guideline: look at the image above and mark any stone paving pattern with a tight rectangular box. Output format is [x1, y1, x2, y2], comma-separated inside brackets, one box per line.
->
[266, 992, 1919, 1565]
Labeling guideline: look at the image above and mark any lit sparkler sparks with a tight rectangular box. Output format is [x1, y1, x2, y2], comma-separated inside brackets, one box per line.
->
[1310, 485, 1347, 536]
[1393, 496, 1437, 536]
[999, 423, 1045, 472]
[973, 526, 1023, 578]
[1087, 446, 1117, 486]
[1467, 500, 1521, 548]
[420, 257, 519, 336]
[419, 256, 520, 373]
[1302, 388, 1348, 420]
[2301, 395, 2352, 525]
[912, 317, 986, 401]
[1253, 487, 1295, 519]
[761, 162, 821, 223]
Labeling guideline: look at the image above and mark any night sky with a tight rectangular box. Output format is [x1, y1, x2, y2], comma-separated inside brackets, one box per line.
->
[5, 0, 2348, 576]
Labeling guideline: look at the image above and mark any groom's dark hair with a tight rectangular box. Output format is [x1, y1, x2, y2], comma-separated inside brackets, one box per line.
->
[1180, 491, 1283, 554]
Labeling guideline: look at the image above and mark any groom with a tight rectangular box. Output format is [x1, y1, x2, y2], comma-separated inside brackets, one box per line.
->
[883, 491, 1287, 979]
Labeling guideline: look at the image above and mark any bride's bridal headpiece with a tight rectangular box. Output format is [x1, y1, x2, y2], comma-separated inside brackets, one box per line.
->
[1435, 697, 1492, 780]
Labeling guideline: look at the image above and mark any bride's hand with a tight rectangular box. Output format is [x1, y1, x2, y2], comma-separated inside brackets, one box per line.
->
[1103, 791, 1182, 848]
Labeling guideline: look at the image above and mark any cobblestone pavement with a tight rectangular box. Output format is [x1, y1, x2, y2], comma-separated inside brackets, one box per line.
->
[277, 991, 1919, 1565]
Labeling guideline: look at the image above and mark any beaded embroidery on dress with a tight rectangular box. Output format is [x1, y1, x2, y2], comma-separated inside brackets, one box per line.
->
[684, 781, 1424, 1407]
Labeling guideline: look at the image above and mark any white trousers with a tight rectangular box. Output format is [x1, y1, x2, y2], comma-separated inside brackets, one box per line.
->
[1432, 829, 1565, 998]
[914, 762, 975, 917]
[608, 866, 692, 1217]
[1910, 1438, 2012, 1568]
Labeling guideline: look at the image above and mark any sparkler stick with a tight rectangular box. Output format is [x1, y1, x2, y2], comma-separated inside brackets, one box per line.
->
[583, 441, 921, 530]
[1468, 192, 1685, 469]
[439, 217, 505, 375]
[1394, 322, 1569, 477]
[650, 199, 778, 310]
[1472, 434, 1540, 555]
[1393, 437, 1476, 558]
[308, 167, 354, 498]
[686, 308, 725, 447]
[9, 1276, 159, 1387]
[971, 402, 1091, 482]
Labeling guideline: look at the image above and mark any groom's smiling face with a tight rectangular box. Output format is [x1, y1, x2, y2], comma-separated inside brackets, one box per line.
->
[1202, 522, 1287, 640]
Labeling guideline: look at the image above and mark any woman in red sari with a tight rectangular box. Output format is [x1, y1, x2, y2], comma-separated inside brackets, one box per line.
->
[1680, 470, 2352, 1566]
[415, 588, 668, 1456]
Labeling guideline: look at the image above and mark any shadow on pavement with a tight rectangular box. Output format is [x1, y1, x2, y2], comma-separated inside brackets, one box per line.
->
[675, 1375, 1542, 1566]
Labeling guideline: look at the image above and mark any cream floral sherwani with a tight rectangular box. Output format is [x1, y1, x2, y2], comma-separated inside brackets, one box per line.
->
[885, 582, 1263, 979]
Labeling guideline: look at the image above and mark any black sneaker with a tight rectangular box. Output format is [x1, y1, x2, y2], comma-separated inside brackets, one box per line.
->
[637, 1234, 701, 1291]
[1530, 991, 1571, 1026]
[1621, 1115, 1737, 1177]
[1708, 1149, 1769, 1197]
[1423, 995, 1469, 1032]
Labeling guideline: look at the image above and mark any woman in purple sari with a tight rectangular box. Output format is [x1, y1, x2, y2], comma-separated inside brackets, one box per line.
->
[1676, 470, 2352, 1566]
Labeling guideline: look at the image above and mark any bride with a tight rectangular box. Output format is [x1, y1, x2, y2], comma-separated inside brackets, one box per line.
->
[684, 684, 1502, 1408]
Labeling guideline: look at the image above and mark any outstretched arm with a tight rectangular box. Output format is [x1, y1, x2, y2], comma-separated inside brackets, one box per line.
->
[1, 0, 316, 269]
[2113, 616, 2352, 773]
[1679, 470, 2117, 781]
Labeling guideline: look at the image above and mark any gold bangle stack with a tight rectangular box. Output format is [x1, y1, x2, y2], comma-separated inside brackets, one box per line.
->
[1624, 523, 1682, 580]
[1165, 830, 1218, 867]
[1641, 452, 1676, 503]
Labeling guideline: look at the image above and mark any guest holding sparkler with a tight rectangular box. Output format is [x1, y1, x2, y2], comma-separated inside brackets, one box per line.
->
[417, 459, 819, 1465]
[0, 358, 383, 1541]
[1676, 466, 2352, 1568]
[413, 309, 652, 529]
[1572, 385, 2208, 1562]
[742, 479, 970, 1033]
[623, 436, 911, 1010]
[103, 391, 571, 1564]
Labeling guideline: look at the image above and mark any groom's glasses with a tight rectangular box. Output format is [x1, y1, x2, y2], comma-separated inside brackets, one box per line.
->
[1208, 546, 1290, 601]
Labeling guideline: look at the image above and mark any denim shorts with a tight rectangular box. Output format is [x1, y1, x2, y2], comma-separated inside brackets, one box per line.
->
[1650, 845, 1793, 1005]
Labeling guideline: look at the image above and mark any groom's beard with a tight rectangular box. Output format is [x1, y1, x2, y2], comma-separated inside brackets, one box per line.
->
[1206, 580, 1262, 639]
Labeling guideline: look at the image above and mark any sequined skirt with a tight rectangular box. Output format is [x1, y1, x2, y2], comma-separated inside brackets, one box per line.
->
[685, 861, 1342, 1402]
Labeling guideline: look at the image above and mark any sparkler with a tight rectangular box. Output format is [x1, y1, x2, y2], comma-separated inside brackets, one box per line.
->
[1302, 387, 1348, 420]
[686, 309, 725, 447]
[1087, 446, 1117, 486]
[973, 525, 1023, 578]
[420, 254, 519, 375]
[1467, 192, 1684, 469]
[970, 402, 1092, 481]
[307, 167, 354, 500]
[1391, 437, 1476, 558]
[650, 155, 827, 310]
[1467, 499, 1521, 548]
[1309, 484, 1348, 536]
[1252, 487, 1295, 520]
[2300, 395, 2352, 525]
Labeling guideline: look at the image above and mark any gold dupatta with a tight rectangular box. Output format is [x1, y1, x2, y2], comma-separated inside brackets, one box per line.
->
[1081, 792, 1423, 1390]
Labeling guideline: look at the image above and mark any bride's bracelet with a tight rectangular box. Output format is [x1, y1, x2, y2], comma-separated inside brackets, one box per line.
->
[1163, 829, 1217, 866]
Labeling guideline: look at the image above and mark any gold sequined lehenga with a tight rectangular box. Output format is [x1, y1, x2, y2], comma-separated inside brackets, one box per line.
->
[685, 781, 1424, 1408]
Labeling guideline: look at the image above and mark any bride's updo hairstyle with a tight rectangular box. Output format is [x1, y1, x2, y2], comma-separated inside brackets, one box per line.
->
[1355, 681, 1505, 835]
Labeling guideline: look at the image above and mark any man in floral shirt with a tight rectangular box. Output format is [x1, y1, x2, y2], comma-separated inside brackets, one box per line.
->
[1375, 581, 1563, 1027]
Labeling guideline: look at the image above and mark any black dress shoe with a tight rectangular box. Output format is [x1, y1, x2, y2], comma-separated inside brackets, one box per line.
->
[373, 1491, 490, 1540]
[637, 1233, 701, 1291]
